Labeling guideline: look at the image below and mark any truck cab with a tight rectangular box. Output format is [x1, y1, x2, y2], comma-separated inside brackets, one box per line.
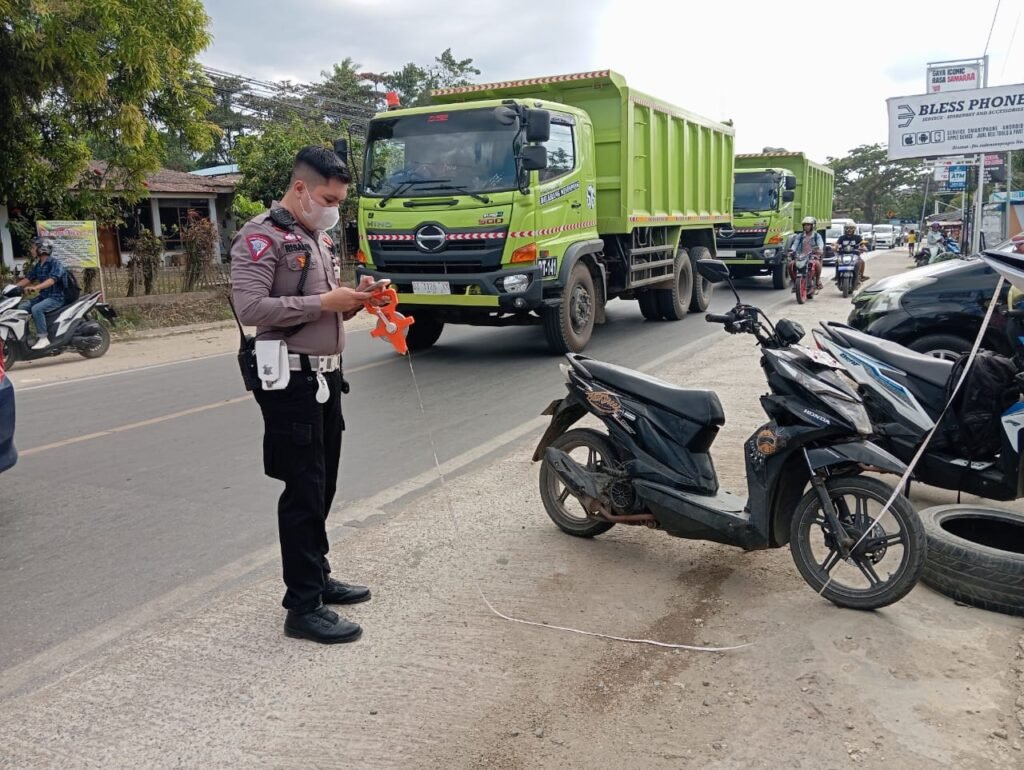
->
[716, 166, 795, 267]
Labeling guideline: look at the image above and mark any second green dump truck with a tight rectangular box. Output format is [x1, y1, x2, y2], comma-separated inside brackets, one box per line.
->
[714, 152, 834, 289]
[355, 70, 734, 353]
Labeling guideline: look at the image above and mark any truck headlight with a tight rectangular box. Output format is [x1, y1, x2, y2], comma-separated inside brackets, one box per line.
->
[763, 249, 776, 258]
[500, 274, 531, 293]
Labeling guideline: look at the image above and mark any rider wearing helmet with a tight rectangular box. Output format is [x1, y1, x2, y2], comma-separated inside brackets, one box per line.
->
[14, 236, 67, 349]
[834, 222, 869, 283]
[790, 216, 825, 290]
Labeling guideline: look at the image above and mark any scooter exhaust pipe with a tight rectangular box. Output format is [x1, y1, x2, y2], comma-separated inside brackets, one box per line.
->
[543, 448, 657, 526]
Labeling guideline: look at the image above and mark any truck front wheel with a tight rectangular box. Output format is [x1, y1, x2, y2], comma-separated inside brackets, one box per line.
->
[655, 248, 693, 321]
[405, 312, 445, 351]
[544, 262, 597, 353]
[771, 261, 789, 290]
[688, 246, 714, 312]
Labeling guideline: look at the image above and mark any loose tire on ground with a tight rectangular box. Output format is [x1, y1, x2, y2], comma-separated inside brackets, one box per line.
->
[919, 505, 1024, 616]
[688, 246, 715, 312]
[539, 428, 618, 538]
[404, 313, 444, 351]
[543, 261, 597, 353]
[655, 248, 693, 321]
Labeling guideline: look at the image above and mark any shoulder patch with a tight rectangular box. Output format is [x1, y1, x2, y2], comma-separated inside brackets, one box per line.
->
[321, 233, 334, 247]
[246, 235, 273, 261]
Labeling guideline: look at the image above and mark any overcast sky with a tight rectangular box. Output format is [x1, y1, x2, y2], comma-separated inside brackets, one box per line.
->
[201, 0, 1024, 161]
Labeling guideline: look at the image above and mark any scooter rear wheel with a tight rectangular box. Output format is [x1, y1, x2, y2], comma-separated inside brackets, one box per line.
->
[789, 476, 925, 610]
[2, 338, 15, 370]
[539, 428, 619, 538]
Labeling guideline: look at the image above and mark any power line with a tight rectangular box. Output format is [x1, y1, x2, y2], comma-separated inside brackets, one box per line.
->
[984, 0, 1002, 56]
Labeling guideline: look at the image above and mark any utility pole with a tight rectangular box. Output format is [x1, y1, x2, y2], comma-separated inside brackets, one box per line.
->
[972, 55, 990, 252]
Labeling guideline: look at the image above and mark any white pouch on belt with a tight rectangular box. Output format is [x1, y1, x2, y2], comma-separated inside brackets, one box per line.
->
[255, 339, 290, 391]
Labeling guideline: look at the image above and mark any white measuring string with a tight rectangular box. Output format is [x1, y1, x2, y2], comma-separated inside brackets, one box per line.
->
[818, 277, 1006, 596]
[401, 347, 751, 653]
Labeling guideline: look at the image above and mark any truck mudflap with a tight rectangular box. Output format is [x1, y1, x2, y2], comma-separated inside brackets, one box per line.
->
[356, 265, 544, 312]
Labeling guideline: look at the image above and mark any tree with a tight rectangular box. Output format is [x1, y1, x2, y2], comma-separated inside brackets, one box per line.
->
[827, 144, 925, 223]
[234, 119, 338, 206]
[384, 48, 480, 107]
[198, 74, 258, 167]
[0, 0, 217, 210]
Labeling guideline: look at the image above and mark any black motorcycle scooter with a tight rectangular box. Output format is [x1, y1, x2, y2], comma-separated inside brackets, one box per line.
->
[534, 260, 925, 610]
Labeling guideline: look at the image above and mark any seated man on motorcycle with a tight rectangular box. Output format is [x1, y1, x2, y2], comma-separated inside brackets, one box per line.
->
[15, 237, 66, 350]
[925, 222, 946, 259]
[789, 216, 824, 290]
[834, 222, 869, 283]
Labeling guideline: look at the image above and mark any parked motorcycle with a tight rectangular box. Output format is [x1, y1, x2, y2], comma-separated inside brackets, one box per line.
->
[533, 259, 924, 610]
[915, 238, 962, 267]
[813, 320, 1024, 501]
[786, 249, 820, 304]
[0, 285, 117, 369]
[834, 243, 864, 298]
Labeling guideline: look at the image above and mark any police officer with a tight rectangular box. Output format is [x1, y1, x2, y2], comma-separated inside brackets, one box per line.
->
[231, 145, 377, 644]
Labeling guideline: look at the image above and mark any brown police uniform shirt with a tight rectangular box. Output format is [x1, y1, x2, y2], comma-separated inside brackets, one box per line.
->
[230, 201, 346, 356]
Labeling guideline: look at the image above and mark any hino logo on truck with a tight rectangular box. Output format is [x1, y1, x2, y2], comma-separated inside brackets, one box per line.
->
[415, 224, 447, 252]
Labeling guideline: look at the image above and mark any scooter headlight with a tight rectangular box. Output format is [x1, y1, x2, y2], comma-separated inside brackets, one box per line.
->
[820, 393, 873, 435]
[840, 254, 855, 264]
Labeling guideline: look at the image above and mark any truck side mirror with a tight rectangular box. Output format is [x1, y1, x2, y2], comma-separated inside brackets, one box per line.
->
[526, 109, 551, 143]
[785, 176, 797, 191]
[520, 145, 548, 171]
[782, 190, 795, 203]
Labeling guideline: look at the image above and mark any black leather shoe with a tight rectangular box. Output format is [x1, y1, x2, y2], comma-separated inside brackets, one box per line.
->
[284, 605, 362, 644]
[322, 577, 371, 605]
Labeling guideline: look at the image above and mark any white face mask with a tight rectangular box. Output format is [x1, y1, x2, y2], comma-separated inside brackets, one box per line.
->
[299, 186, 340, 231]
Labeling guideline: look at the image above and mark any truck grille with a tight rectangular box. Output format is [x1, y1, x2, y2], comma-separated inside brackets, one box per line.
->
[375, 260, 485, 274]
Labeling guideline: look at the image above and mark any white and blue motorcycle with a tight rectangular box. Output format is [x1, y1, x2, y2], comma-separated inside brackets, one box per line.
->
[813, 320, 1024, 501]
[0, 285, 117, 370]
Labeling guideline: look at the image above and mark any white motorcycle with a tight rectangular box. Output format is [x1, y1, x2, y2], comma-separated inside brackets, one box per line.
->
[0, 285, 117, 369]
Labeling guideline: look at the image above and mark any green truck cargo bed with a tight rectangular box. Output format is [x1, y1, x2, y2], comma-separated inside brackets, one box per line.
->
[433, 70, 734, 235]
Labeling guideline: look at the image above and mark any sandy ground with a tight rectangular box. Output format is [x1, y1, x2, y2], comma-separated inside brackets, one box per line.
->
[1, 251, 1021, 768]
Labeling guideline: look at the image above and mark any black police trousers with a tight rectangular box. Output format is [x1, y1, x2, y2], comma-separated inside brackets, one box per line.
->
[253, 368, 344, 612]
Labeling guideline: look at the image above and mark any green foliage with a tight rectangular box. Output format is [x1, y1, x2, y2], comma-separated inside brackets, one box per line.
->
[231, 194, 266, 230]
[827, 144, 925, 223]
[0, 0, 218, 209]
[383, 48, 480, 107]
[234, 119, 337, 206]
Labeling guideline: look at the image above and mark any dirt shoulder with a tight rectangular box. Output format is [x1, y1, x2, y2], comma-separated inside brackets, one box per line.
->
[1, 251, 1020, 768]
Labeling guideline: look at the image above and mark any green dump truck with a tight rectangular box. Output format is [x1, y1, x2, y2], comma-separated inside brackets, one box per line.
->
[714, 152, 834, 289]
[355, 70, 734, 353]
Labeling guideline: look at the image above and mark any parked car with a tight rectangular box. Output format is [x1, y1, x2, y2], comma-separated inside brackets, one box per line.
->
[0, 349, 16, 474]
[856, 223, 875, 251]
[848, 255, 1011, 360]
[871, 224, 896, 249]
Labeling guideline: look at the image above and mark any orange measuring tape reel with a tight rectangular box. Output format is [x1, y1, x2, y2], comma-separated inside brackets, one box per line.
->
[363, 285, 414, 355]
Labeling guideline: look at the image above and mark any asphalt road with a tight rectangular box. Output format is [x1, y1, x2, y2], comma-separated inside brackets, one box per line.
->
[0, 269, 849, 671]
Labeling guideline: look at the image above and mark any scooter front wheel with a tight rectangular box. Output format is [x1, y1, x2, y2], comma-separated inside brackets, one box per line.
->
[539, 428, 619, 538]
[789, 476, 925, 610]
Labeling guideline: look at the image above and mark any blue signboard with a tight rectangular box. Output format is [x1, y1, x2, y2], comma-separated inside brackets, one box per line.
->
[948, 165, 968, 191]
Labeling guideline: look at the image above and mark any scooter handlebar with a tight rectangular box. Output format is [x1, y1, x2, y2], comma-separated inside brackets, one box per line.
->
[705, 312, 735, 324]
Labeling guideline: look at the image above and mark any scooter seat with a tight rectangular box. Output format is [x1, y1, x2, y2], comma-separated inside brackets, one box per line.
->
[823, 322, 953, 388]
[578, 358, 726, 426]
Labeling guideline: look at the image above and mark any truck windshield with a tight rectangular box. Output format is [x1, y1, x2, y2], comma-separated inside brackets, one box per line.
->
[733, 173, 778, 213]
[362, 109, 519, 198]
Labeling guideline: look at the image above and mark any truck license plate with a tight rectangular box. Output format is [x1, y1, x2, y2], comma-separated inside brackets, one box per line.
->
[412, 281, 451, 295]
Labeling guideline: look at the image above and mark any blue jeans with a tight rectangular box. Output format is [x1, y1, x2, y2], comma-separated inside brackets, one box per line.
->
[18, 296, 64, 339]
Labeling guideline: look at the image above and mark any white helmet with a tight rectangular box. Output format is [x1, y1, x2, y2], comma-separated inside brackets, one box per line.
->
[801, 216, 816, 227]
